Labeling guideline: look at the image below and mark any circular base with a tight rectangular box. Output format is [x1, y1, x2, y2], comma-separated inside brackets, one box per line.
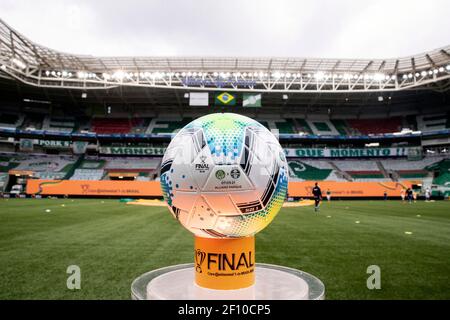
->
[131, 263, 325, 300]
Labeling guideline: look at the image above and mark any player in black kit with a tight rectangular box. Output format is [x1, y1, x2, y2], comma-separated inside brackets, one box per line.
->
[312, 182, 322, 212]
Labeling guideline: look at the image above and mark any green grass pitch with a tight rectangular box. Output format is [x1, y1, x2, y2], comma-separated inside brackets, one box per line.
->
[0, 198, 449, 299]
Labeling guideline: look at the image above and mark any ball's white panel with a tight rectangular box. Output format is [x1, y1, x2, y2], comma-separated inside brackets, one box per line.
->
[177, 210, 191, 227]
[172, 192, 198, 215]
[168, 132, 199, 164]
[170, 160, 199, 191]
[229, 190, 264, 214]
[190, 146, 215, 190]
[244, 137, 274, 199]
[162, 145, 181, 163]
[202, 165, 254, 192]
[201, 193, 241, 216]
[188, 196, 219, 229]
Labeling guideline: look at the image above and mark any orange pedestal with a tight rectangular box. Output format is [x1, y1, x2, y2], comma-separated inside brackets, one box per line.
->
[194, 236, 255, 290]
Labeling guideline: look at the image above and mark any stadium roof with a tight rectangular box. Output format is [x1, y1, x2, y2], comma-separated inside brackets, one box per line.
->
[1, 18, 450, 93]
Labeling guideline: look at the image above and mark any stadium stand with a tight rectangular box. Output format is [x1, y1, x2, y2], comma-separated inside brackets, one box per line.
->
[70, 169, 105, 181]
[347, 117, 403, 135]
[0, 113, 24, 129]
[42, 116, 75, 133]
[145, 118, 192, 134]
[381, 157, 444, 179]
[416, 113, 450, 132]
[104, 157, 161, 171]
[92, 118, 142, 134]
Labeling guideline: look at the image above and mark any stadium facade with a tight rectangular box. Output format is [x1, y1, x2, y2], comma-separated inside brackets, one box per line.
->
[0, 18, 449, 199]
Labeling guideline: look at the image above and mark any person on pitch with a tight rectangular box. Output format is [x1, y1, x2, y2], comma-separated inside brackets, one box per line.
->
[326, 189, 331, 202]
[425, 187, 431, 201]
[312, 182, 322, 212]
[406, 188, 413, 204]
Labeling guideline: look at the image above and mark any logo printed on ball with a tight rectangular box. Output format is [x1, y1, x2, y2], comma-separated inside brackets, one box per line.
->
[195, 155, 209, 172]
[215, 169, 226, 180]
[230, 169, 240, 179]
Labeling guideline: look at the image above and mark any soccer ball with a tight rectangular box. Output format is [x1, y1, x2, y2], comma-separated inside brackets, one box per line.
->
[160, 113, 288, 238]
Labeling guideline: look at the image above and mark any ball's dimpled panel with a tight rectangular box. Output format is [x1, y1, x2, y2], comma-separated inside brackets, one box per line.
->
[186, 113, 260, 163]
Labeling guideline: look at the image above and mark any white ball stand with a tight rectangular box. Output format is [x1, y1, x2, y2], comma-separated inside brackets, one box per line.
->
[131, 263, 325, 300]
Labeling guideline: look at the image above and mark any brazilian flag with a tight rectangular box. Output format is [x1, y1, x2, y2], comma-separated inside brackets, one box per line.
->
[215, 92, 236, 106]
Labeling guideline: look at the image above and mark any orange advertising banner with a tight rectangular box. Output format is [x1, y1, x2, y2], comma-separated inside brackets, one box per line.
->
[26, 180, 417, 197]
[26, 180, 163, 196]
[287, 181, 416, 198]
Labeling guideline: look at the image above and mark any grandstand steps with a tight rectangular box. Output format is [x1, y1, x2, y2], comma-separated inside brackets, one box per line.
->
[328, 161, 352, 181]
[389, 170, 400, 182]
[376, 161, 391, 180]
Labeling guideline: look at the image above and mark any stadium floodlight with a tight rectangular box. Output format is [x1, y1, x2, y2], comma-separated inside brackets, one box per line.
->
[272, 72, 281, 79]
[282, 94, 288, 100]
[428, 70, 433, 75]
[192, 72, 197, 77]
[45, 70, 50, 76]
[415, 73, 420, 78]
[314, 72, 325, 80]
[175, 72, 180, 77]
[112, 70, 125, 80]
[184, 93, 189, 98]
[374, 73, 385, 81]
[213, 72, 218, 77]
[447, 65, 450, 71]
[433, 69, 438, 74]
[51, 71, 56, 76]
[402, 74, 408, 80]
[438, 67, 444, 73]
[57, 71, 61, 76]
[421, 71, 427, 77]
[11, 58, 26, 69]
[102, 73, 111, 80]
[181, 72, 186, 77]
